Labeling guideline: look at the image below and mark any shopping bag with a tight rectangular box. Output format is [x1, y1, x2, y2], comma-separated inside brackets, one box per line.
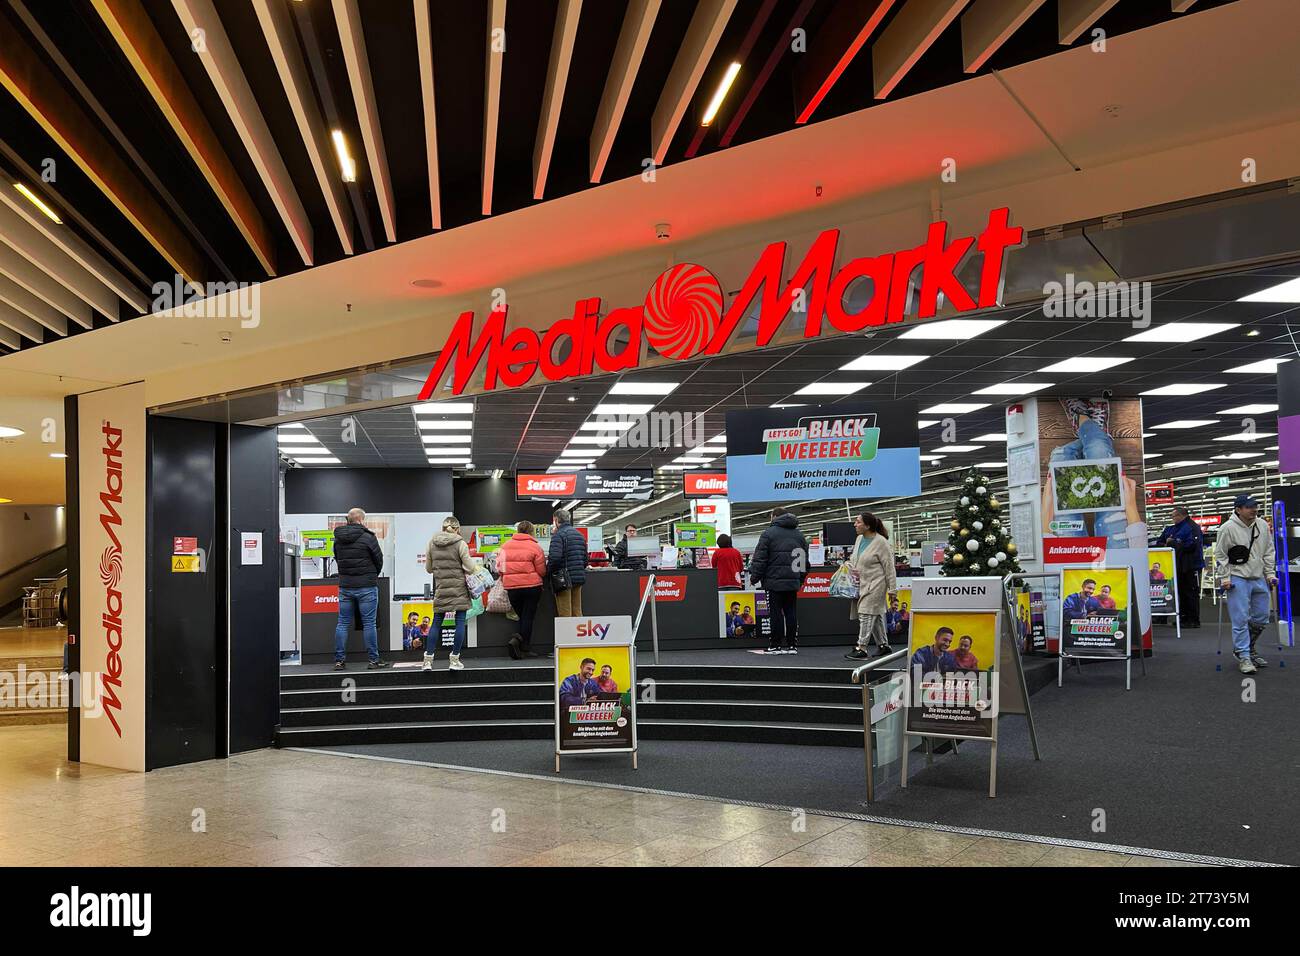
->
[486, 579, 512, 614]
[828, 562, 859, 600]
[465, 566, 494, 597]
[466, 595, 485, 620]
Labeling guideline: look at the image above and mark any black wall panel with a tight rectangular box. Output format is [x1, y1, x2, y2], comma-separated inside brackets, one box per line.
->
[227, 425, 280, 753]
[63, 395, 80, 762]
[284, 467, 453, 514]
[453, 476, 553, 525]
[146, 417, 220, 770]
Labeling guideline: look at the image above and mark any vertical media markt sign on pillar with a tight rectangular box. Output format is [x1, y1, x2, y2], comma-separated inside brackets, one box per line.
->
[554, 616, 636, 758]
[724, 400, 921, 502]
[78, 383, 147, 772]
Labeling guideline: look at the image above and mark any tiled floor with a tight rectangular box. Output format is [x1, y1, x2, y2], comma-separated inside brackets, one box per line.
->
[0, 725, 1199, 867]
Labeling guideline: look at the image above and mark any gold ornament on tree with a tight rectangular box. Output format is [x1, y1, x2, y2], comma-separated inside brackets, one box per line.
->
[989, 498, 1001, 511]
[952, 552, 965, 565]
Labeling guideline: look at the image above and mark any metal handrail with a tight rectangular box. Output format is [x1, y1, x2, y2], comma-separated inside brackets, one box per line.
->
[630, 573, 661, 664]
[851, 647, 907, 683]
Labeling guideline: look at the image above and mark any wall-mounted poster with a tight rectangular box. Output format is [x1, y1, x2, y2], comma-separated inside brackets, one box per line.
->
[1048, 458, 1125, 514]
[1009, 501, 1036, 560]
[718, 591, 771, 639]
[724, 400, 920, 502]
[1059, 566, 1130, 659]
[1147, 547, 1177, 617]
[1007, 442, 1038, 488]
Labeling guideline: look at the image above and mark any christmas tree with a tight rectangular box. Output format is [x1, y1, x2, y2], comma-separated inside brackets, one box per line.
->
[941, 468, 1022, 577]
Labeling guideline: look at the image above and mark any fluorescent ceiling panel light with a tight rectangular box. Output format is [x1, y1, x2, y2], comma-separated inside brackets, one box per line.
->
[706, 434, 727, 443]
[277, 433, 320, 444]
[608, 381, 679, 395]
[918, 455, 946, 462]
[659, 465, 699, 471]
[417, 447, 471, 455]
[1140, 383, 1225, 396]
[899, 319, 1005, 340]
[975, 462, 1007, 468]
[279, 446, 327, 455]
[413, 402, 474, 414]
[422, 434, 472, 444]
[427, 458, 471, 464]
[1213, 453, 1265, 460]
[1238, 277, 1300, 302]
[568, 435, 620, 445]
[1212, 431, 1276, 442]
[974, 382, 1054, 395]
[1124, 322, 1238, 343]
[294, 457, 341, 464]
[973, 433, 1007, 441]
[794, 382, 870, 395]
[1143, 453, 1162, 459]
[594, 403, 654, 415]
[839, 354, 928, 371]
[1039, 356, 1135, 373]
[1160, 460, 1209, 468]
[673, 457, 715, 464]
[1217, 404, 1278, 414]
[769, 403, 807, 409]
[579, 420, 634, 431]
[701, 62, 741, 125]
[13, 182, 62, 223]
[1226, 358, 1291, 374]
[932, 445, 983, 452]
[921, 403, 989, 414]
[1151, 420, 1219, 429]
[331, 129, 357, 182]
[1262, 460, 1281, 468]
[917, 420, 939, 428]
[277, 423, 306, 430]
[419, 421, 476, 430]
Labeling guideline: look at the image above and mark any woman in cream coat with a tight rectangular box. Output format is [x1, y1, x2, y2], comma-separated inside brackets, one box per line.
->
[845, 512, 896, 661]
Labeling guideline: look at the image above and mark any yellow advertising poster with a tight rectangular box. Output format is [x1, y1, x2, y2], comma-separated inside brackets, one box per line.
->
[886, 586, 912, 644]
[1015, 590, 1032, 651]
[556, 645, 634, 751]
[1060, 566, 1130, 658]
[398, 601, 457, 650]
[905, 609, 998, 739]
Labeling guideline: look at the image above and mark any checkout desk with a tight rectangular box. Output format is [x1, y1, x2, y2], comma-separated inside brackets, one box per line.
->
[299, 577, 391, 662]
[474, 566, 852, 654]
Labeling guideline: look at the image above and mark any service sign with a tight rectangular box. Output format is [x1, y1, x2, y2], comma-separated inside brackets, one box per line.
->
[554, 616, 635, 756]
[515, 470, 653, 501]
[724, 400, 920, 502]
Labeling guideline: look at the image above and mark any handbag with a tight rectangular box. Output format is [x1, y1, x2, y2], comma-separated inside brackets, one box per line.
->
[466, 594, 485, 620]
[486, 579, 512, 613]
[465, 566, 494, 597]
[551, 563, 572, 593]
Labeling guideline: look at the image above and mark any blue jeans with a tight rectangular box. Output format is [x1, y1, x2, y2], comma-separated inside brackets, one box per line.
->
[434, 610, 467, 655]
[1049, 418, 1127, 549]
[334, 586, 380, 663]
[1225, 576, 1270, 657]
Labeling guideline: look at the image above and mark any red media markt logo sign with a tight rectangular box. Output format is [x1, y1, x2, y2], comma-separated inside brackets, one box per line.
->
[642, 263, 723, 359]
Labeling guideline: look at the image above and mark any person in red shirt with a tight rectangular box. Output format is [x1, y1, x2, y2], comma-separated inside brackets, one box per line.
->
[713, 534, 744, 590]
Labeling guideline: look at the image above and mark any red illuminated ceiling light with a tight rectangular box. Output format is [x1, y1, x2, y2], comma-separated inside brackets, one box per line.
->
[795, 0, 896, 124]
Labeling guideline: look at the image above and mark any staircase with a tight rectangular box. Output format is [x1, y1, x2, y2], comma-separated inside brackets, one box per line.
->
[276, 663, 871, 749]
[0, 656, 69, 726]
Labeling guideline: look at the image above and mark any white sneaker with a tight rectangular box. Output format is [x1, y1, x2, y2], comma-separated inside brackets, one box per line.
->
[448, 653, 465, 671]
[1237, 655, 1257, 675]
[422, 653, 434, 672]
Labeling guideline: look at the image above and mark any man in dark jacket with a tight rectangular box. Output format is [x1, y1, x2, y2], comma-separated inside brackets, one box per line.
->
[332, 508, 387, 669]
[748, 508, 809, 655]
[1156, 506, 1205, 627]
[548, 509, 589, 617]
[612, 523, 647, 570]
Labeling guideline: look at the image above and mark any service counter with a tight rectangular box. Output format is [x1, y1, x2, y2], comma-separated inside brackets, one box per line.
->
[474, 566, 855, 654]
[298, 576, 391, 663]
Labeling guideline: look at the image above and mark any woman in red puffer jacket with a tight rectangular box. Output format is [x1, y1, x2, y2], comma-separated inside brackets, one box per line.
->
[497, 521, 548, 659]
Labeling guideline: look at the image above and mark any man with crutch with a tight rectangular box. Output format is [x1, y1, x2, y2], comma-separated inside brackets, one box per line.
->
[1215, 495, 1276, 674]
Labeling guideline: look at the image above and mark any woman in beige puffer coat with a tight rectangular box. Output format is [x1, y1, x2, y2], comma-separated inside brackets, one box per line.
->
[424, 515, 480, 670]
[845, 512, 896, 661]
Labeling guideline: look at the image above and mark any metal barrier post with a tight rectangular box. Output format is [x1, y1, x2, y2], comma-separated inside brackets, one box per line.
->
[852, 648, 907, 803]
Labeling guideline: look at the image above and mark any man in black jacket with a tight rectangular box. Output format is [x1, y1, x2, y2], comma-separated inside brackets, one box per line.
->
[612, 523, 647, 570]
[749, 507, 809, 655]
[331, 508, 387, 670]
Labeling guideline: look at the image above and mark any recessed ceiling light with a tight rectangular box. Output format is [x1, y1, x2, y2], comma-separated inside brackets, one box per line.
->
[1124, 322, 1239, 343]
[899, 319, 1005, 340]
[418, 420, 475, 430]
[1246, 330, 1261, 337]
[422, 434, 473, 444]
[331, 129, 357, 182]
[917, 420, 939, 428]
[1039, 356, 1135, 373]
[673, 457, 715, 464]
[13, 182, 62, 223]
[1238, 277, 1300, 302]
[1225, 358, 1291, 374]
[1212, 431, 1276, 442]
[0, 425, 26, 438]
[918, 455, 946, 462]
[1160, 460, 1210, 468]
[277, 423, 307, 431]
[706, 434, 727, 443]
[413, 402, 474, 414]
[568, 435, 620, 445]
[426, 458, 471, 464]
[702, 61, 742, 126]
[921, 403, 989, 414]
[594, 403, 654, 415]
[294, 457, 341, 465]
[1143, 453, 1162, 459]
[579, 420, 634, 430]
[1139, 383, 1225, 396]
[974, 382, 1054, 395]
[973, 433, 1007, 441]
[609, 381, 679, 395]
[1213, 452, 1265, 460]
[1151, 420, 1218, 429]
[794, 382, 871, 395]
[659, 464, 700, 471]
[839, 354, 928, 371]
[769, 403, 807, 408]
[279, 446, 328, 455]
[277, 434, 321, 444]
[932, 445, 984, 452]
[1217, 404, 1278, 414]
[975, 462, 1007, 468]
[417, 447, 471, 455]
